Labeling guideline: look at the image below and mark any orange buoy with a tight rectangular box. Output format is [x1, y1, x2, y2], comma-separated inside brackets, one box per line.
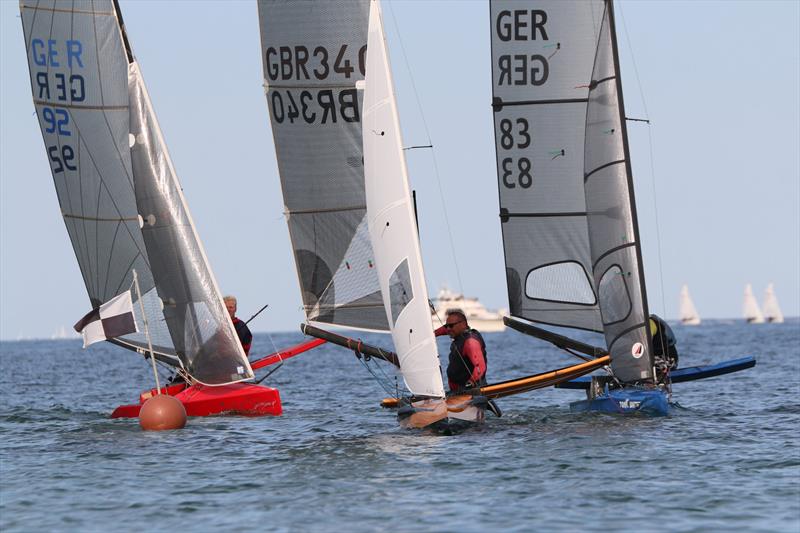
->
[139, 394, 187, 431]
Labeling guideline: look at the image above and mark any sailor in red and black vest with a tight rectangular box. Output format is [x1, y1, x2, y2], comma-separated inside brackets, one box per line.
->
[434, 310, 487, 392]
[224, 295, 253, 355]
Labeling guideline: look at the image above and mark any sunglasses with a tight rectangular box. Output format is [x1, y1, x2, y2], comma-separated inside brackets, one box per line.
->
[444, 320, 465, 329]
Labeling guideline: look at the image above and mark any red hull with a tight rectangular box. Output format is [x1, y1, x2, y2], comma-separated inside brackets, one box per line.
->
[110, 382, 282, 418]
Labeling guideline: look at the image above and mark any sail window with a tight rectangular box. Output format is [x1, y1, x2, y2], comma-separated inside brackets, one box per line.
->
[597, 265, 632, 325]
[388, 259, 413, 326]
[525, 261, 596, 305]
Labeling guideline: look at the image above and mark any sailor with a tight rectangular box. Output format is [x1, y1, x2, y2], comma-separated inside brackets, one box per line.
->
[650, 314, 678, 370]
[224, 295, 253, 355]
[435, 310, 487, 392]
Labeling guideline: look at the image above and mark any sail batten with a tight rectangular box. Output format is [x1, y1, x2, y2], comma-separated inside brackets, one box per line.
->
[21, 0, 253, 385]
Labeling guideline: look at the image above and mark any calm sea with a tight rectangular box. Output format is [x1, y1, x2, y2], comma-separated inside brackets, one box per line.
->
[1, 319, 798, 532]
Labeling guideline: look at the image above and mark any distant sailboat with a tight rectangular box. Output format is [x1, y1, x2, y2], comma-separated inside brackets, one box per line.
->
[762, 283, 784, 323]
[743, 284, 765, 324]
[679, 285, 701, 325]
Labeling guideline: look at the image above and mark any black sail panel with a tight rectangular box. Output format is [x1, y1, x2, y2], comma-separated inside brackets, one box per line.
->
[583, 2, 653, 382]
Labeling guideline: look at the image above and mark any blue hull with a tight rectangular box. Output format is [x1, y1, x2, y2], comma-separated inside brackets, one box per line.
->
[570, 387, 670, 416]
[557, 356, 756, 390]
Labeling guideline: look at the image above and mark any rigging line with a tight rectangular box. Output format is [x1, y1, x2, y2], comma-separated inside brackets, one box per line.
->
[385, 2, 464, 294]
[361, 354, 404, 397]
[365, 347, 402, 395]
[618, 2, 666, 316]
[253, 305, 284, 380]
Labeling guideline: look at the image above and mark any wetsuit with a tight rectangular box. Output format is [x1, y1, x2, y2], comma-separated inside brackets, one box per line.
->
[232, 317, 253, 355]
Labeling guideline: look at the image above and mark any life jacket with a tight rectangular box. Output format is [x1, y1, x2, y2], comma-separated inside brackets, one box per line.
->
[446, 329, 487, 386]
[232, 317, 253, 355]
[649, 314, 678, 368]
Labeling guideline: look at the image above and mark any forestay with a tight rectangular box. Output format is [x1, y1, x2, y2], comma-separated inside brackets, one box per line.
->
[490, 1, 653, 383]
[20, 0, 253, 385]
[362, 0, 444, 398]
[258, 0, 389, 332]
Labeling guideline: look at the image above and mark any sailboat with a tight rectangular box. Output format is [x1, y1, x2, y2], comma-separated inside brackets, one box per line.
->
[679, 285, 701, 325]
[489, 0, 755, 415]
[20, 0, 322, 418]
[259, 0, 609, 430]
[762, 283, 784, 323]
[743, 283, 765, 324]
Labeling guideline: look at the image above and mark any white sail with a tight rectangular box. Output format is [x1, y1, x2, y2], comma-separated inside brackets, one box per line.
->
[362, 0, 444, 398]
[743, 284, 765, 324]
[679, 285, 701, 325]
[762, 283, 784, 323]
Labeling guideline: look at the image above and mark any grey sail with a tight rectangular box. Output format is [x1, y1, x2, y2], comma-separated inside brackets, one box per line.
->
[490, 1, 606, 332]
[20, 0, 253, 385]
[257, 0, 389, 332]
[583, 1, 652, 382]
[490, 1, 653, 383]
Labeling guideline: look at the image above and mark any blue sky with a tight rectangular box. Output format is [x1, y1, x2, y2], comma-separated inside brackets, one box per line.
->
[1, 0, 798, 340]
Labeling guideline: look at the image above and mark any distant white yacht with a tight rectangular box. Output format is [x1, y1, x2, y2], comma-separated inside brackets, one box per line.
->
[431, 287, 507, 332]
[679, 284, 701, 325]
[762, 283, 784, 323]
[743, 283, 765, 324]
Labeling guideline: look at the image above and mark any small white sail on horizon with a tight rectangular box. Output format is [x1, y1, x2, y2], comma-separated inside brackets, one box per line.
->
[743, 283, 765, 324]
[762, 283, 784, 323]
[679, 285, 701, 325]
